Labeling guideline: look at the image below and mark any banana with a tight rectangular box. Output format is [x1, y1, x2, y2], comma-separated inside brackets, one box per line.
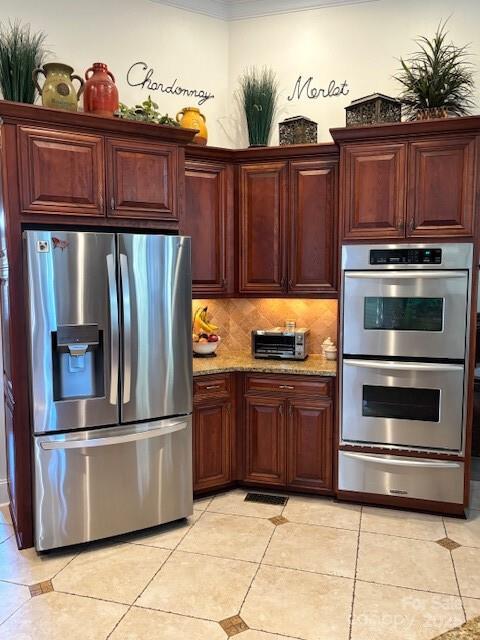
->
[193, 305, 218, 333]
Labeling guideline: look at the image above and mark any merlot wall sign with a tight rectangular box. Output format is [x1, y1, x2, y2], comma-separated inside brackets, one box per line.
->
[287, 75, 350, 101]
[126, 62, 215, 106]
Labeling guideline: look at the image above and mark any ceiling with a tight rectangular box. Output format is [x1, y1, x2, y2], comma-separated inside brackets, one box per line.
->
[152, 0, 379, 21]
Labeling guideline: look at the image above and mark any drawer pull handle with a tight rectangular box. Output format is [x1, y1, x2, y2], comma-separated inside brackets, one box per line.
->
[205, 384, 221, 390]
[279, 385, 295, 390]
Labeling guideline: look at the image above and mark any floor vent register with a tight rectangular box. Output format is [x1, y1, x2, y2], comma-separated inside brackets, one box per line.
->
[244, 493, 288, 506]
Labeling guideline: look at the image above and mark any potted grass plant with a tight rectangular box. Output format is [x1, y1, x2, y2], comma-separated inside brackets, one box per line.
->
[239, 67, 278, 146]
[395, 22, 475, 120]
[0, 20, 47, 104]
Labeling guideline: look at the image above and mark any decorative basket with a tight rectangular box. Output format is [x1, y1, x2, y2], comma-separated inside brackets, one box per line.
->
[279, 116, 317, 145]
[345, 93, 402, 127]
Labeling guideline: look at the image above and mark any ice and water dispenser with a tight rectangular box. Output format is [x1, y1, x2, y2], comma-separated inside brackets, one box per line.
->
[52, 324, 105, 400]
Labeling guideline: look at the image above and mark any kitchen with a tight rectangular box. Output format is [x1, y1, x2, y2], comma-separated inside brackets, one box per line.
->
[1, 1, 480, 639]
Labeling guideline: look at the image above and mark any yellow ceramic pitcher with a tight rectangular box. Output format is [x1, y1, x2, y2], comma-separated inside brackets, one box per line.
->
[33, 63, 84, 112]
[176, 107, 207, 145]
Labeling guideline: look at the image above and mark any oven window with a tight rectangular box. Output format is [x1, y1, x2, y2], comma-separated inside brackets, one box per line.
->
[364, 297, 443, 331]
[362, 385, 440, 422]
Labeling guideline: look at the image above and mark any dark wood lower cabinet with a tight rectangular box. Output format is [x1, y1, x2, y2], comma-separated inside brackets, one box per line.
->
[244, 395, 286, 486]
[192, 373, 335, 496]
[193, 401, 232, 492]
[287, 398, 333, 492]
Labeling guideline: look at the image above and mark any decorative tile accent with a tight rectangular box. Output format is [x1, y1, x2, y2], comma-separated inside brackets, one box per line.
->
[269, 516, 289, 526]
[29, 580, 54, 597]
[193, 299, 338, 355]
[437, 538, 462, 551]
[219, 614, 249, 636]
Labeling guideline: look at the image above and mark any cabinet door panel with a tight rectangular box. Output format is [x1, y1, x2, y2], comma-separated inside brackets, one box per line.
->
[244, 396, 286, 485]
[194, 401, 231, 491]
[239, 162, 288, 294]
[408, 137, 475, 237]
[289, 159, 337, 294]
[107, 138, 177, 220]
[287, 399, 333, 492]
[342, 143, 406, 240]
[18, 127, 105, 216]
[184, 160, 233, 296]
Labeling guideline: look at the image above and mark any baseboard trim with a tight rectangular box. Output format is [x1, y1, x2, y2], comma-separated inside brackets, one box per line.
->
[0, 479, 8, 506]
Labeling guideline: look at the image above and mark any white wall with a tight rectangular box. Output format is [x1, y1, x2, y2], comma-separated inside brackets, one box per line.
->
[0, 0, 231, 145]
[0, 0, 479, 147]
[227, 0, 480, 146]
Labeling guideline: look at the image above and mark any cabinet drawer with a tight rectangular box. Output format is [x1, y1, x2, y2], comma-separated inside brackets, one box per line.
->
[194, 374, 231, 400]
[245, 374, 331, 397]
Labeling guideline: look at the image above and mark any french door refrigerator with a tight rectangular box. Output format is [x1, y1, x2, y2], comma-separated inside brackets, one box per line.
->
[24, 231, 192, 551]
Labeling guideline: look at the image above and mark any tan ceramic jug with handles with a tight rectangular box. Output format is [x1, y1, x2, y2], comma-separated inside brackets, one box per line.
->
[176, 107, 207, 145]
[33, 63, 84, 112]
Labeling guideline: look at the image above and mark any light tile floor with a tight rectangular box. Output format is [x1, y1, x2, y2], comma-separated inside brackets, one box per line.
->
[1, 487, 480, 639]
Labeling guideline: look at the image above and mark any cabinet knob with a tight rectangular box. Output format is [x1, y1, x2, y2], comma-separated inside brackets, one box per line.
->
[205, 385, 221, 390]
[110, 197, 115, 210]
[279, 384, 295, 390]
[408, 217, 415, 233]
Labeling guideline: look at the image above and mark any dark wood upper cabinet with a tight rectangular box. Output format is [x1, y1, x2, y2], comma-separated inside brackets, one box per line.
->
[244, 395, 286, 486]
[184, 160, 233, 297]
[193, 400, 232, 492]
[289, 159, 337, 295]
[107, 138, 178, 220]
[239, 162, 288, 294]
[407, 136, 476, 237]
[341, 142, 406, 240]
[18, 127, 105, 216]
[286, 398, 333, 492]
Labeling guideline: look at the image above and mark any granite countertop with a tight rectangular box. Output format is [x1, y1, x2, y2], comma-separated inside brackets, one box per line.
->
[433, 616, 480, 639]
[192, 351, 337, 377]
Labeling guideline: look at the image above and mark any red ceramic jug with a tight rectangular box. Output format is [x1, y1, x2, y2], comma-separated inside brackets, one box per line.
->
[83, 62, 119, 117]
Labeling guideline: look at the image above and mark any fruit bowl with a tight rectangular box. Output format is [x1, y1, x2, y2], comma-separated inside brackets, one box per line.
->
[193, 336, 221, 356]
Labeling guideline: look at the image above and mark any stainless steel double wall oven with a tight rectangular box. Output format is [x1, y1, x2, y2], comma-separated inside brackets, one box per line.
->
[338, 243, 473, 505]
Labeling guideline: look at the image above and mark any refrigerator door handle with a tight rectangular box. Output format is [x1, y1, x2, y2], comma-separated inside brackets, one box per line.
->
[120, 253, 132, 405]
[106, 253, 119, 405]
[40, 417, 189, 450]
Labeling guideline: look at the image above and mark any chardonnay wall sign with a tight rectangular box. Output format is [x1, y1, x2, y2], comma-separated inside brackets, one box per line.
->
[126, 62, 215, 106]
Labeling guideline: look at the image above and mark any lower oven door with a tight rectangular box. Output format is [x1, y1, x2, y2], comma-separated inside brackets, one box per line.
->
[33, 416, 193, 551]
[341, 359, 464, 452]
[338, 451, 464, 504]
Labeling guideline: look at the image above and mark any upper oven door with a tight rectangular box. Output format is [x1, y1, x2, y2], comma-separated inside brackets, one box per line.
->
[341, 359, 465, 452]
[343, 270, 469, 360]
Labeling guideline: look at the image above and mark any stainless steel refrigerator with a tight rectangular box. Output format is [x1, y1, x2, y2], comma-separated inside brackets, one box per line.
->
[24, 231, 193, 551]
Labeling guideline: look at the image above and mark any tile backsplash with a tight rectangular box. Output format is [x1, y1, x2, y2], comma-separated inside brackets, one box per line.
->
[193, 299, 338, 355]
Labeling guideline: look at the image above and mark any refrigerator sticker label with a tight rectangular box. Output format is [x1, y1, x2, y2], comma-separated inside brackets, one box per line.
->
[52, 237, 69, 251]
[36, 241, 50, 253]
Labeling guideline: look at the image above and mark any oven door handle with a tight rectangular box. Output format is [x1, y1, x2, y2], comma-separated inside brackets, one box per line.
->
[345, 270, 465, 280]
[342, 452, 461, 470]
[344, 359, 463, 373]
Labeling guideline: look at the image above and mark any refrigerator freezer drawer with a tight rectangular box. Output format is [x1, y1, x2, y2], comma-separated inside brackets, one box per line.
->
[338, 451, 464, 504]
[34, 416, 193, 551]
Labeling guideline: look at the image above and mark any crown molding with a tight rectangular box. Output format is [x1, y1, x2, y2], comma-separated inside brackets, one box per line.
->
[152, 0, 379, 21]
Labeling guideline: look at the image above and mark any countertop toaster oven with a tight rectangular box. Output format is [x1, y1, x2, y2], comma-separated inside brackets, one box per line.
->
[251, 328, 310, 360]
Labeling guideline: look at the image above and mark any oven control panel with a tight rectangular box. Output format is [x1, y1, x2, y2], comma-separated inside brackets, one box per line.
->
[369, 248, 442, 265]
